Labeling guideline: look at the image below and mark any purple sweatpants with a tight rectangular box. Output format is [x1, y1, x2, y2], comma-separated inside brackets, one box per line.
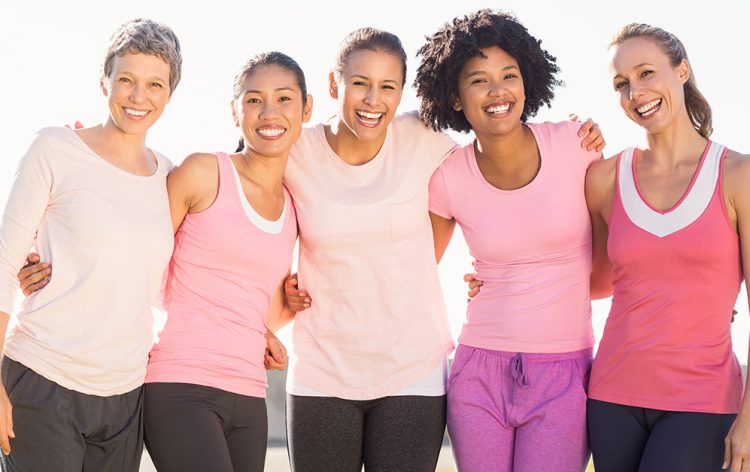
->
[447, 344, 592, 472]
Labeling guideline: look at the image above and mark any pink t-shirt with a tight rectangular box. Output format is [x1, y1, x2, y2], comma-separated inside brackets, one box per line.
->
[146, 152, 297, 398]
[589, 143, 742, 414]
[429, 121, 599, 353]
[284, 112, 456, 400]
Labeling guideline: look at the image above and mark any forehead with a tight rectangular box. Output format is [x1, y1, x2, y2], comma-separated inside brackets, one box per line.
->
[462, 46, 518, 73]
[609, 37, 669, 72]
[109, 52, 170, 78]
[342, 49, 403, 77]
[242, 64, 299, 90]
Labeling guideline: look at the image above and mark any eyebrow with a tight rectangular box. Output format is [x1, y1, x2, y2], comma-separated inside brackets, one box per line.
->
[465, 65, 518, 77]
[612, 62, 656, 80]
[351, 74, 399, 84]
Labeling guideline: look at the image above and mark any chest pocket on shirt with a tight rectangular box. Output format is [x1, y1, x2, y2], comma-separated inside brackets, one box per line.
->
[388, 194, 423, 241]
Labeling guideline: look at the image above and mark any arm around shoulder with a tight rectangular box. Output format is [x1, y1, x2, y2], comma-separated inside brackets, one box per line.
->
[585, 157, 617, 299]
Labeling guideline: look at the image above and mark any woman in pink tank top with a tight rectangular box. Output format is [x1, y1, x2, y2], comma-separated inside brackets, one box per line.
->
[138, 52, 311, 472]
[586, 24, 750, 471]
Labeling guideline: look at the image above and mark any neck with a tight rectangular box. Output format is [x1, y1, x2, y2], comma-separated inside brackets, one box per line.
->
[97, 120, 149, 159]
[475, 122, 535, 169]
[237, 149, 288, 194]
[644, 112, 708, 167]
[325, 118, 386, 166]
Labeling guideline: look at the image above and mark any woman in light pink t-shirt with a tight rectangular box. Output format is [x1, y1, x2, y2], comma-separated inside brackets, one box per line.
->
[415, 10, 609, 472]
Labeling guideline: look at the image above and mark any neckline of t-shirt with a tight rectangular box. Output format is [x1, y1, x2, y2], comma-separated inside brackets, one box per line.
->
[467, 122, 545, 195]
[225, 154, 288, 235]
[315, 122, 392, 172]
[63, 126, 163, 180]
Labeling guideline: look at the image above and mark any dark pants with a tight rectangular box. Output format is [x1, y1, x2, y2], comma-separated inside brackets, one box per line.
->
[588, 398, 735, 472]
[144, 382, 267, 472]
[0, 357, 144, 472]
[287, 393, 446, 472]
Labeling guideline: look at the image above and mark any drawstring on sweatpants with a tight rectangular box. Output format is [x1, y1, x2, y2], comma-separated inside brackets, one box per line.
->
[510, 353, 529, 387]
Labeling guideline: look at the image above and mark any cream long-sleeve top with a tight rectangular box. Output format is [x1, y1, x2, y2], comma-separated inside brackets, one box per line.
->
[0, 127, 174, 396]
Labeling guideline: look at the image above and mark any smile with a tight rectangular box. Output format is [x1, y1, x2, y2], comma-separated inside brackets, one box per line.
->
[356, 110, 384, 127]
[484, 102, 512, 116]
[124, 107, 150, 118]
[636, 99, 661, 117]
[257, 126, 286, 139]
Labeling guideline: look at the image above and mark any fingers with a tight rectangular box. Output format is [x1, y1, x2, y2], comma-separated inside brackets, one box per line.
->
[725, 435, 733, 470]
[284, 274, 310, 312]
[576, 118, 606, 152]
[463, 273, 476, 283]
[264, 347, 287, 371]
[25, 253, 40, 265]
[464, 273, 483, 301]
[19, 262, 51, 295]
[0, 399, 11, 455]
[568, 113, 579, 122]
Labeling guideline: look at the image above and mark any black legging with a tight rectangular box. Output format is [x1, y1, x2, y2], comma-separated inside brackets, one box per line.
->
[287, 394, 446, 472]
[588, 398, 735, 472]
[144, 383, 268, 472]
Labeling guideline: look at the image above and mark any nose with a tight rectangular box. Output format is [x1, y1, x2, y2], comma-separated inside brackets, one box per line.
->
[488, 80, 506, 97]
[363, 86, 380, 106]
[628, 81, 644, 101]
[259, 100, 280, 119]
[129, 83, 146, 103]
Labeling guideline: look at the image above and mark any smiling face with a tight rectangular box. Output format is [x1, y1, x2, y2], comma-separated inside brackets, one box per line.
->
[233, 64, 312, 159]
[101, 52, 172, 137]
[331, 48, 404, 143]
[453, 46, 525, 139]
[609, 36, 689, 134]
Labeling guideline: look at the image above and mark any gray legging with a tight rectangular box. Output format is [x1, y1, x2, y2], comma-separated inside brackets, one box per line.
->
[144, 383, 268, 472]
[287, 394, 446, 472]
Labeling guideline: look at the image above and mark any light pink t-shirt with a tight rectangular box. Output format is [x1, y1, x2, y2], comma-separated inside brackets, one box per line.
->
[146, 153, 297, 398]
[0, 127, 174, 396]
[285, 112, 456, 400]
[429, 121, 599, 353]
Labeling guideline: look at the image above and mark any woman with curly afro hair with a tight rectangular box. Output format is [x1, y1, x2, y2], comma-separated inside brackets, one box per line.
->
[415, 9, 609, 471]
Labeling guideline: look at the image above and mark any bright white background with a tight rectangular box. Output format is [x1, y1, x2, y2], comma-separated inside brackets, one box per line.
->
[1, 0, 749, 361]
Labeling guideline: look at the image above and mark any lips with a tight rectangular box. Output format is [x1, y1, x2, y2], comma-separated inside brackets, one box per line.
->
[484, 101, 513, 117]
[635, 98, 662, 118]
[355, 110, 384, 127]
[124, 107, 150, 119]
[256, 125, 286, 140]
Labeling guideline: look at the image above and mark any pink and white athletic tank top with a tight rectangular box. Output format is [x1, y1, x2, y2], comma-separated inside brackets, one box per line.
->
[589, 142, 743, 413]
[146, 152, 297, 398]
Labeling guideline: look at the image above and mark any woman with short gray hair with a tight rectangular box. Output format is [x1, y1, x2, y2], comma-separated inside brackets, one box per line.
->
[0, 18, 180, 471]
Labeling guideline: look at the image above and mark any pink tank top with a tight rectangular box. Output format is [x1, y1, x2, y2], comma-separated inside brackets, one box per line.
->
[146, 152, 297, 398]
[589, 142, 743, 414]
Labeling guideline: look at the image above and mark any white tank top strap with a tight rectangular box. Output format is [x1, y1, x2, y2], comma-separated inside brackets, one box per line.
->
[618, 142, 725, 237]
[227, 157, 288, 235]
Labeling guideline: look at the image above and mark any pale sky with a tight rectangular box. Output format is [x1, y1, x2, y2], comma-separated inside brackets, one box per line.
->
[2, 0, 749, 361]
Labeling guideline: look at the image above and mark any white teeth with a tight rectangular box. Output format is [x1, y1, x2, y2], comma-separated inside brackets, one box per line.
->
[486, 104, 511, 114]
[637, 99, 661, 116]
[124, 108, 148, 117]
[356, 111, 383, 120]
[258, 128, 285, 137]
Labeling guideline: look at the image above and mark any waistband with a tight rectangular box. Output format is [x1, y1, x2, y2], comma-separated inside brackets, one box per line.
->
[458, 344, 592, 363]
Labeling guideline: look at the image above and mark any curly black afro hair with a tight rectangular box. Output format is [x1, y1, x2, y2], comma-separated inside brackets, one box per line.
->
[415, 9, 561, 132]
